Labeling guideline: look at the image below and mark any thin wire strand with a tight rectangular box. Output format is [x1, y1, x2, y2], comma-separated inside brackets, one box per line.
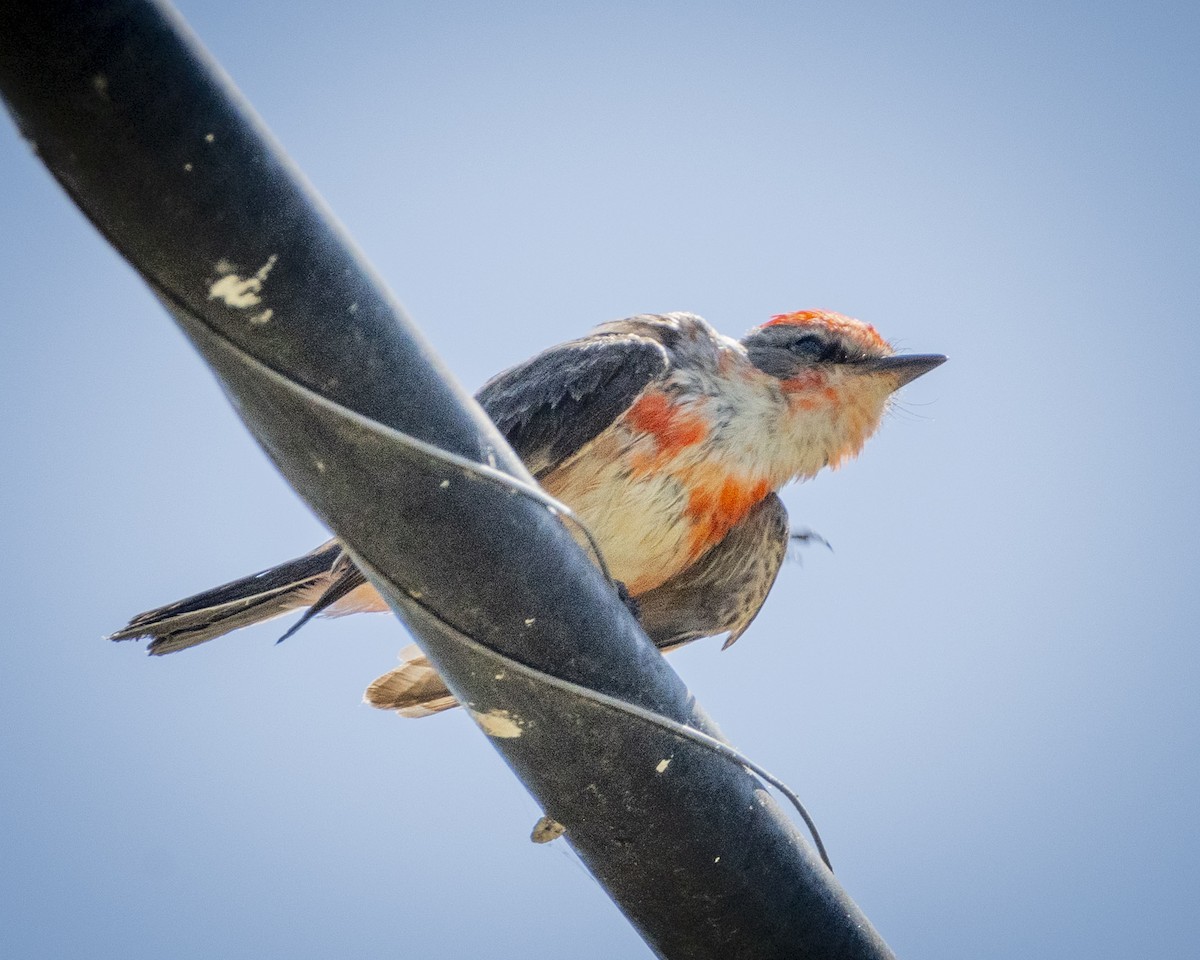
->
[367, 575, 833, 871]
[188, 314, 616, 586]
[185, 310, 832, 870]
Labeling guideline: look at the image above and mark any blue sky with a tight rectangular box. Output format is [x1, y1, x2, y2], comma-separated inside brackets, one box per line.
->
[2, 1, 1198, 957]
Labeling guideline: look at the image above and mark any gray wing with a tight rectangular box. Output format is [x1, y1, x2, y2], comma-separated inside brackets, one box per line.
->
[476, 331, 670, 477]
[635, 493, 790, 652]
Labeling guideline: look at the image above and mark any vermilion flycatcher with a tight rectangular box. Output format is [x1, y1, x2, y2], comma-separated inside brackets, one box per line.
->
[111, 309, 945, 715]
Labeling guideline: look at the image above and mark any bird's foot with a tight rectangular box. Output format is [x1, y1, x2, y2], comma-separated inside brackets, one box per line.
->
[789, 528, 832, 550]
[787, 528, 832, 564]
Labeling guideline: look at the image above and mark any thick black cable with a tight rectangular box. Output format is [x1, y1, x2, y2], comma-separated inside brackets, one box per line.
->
[0, 3, 897, 953]
[169, 305, 834, 870]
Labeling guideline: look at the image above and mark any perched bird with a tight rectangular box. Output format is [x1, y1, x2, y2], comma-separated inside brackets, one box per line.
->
[111, 309, 944, 716]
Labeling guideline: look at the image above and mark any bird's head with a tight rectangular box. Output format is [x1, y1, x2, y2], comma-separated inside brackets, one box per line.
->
[741, 309, 946, 473]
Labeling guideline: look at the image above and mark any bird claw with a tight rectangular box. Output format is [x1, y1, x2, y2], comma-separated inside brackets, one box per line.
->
[789, 528, 832, 551]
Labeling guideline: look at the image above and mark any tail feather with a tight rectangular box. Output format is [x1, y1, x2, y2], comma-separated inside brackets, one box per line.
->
[109, 541, 346, 655]
[364, 644, 461, 717]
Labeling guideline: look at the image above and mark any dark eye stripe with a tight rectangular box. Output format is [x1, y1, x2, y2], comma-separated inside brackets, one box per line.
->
[790, 333, 826, 359]
[789, 333, 860, 364]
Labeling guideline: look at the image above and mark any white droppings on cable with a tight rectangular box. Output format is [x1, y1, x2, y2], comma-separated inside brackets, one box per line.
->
[469, 708, 523, 739]
[208, 254, 277, 310]
[530, 816, 565, 843]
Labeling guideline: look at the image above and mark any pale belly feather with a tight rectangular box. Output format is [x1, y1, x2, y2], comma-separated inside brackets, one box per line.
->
[543, 447, 697, 594]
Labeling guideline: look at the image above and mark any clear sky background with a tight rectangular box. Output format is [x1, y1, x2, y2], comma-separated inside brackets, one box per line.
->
[2, 1, 1198, 957]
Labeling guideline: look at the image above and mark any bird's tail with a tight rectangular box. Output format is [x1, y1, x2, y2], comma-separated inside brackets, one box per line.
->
[108, 540, 373, 655]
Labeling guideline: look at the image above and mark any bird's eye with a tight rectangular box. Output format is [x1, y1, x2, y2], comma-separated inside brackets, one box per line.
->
[789, 334, 826, 359]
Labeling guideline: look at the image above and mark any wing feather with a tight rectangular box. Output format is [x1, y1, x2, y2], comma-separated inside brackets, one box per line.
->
[476, 332, 670, 477]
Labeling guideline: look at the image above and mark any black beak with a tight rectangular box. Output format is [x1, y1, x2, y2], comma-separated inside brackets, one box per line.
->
[861, 353, 947, 388]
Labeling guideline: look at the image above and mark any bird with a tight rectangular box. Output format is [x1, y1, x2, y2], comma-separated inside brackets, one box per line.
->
[110, 309, 945, 716]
